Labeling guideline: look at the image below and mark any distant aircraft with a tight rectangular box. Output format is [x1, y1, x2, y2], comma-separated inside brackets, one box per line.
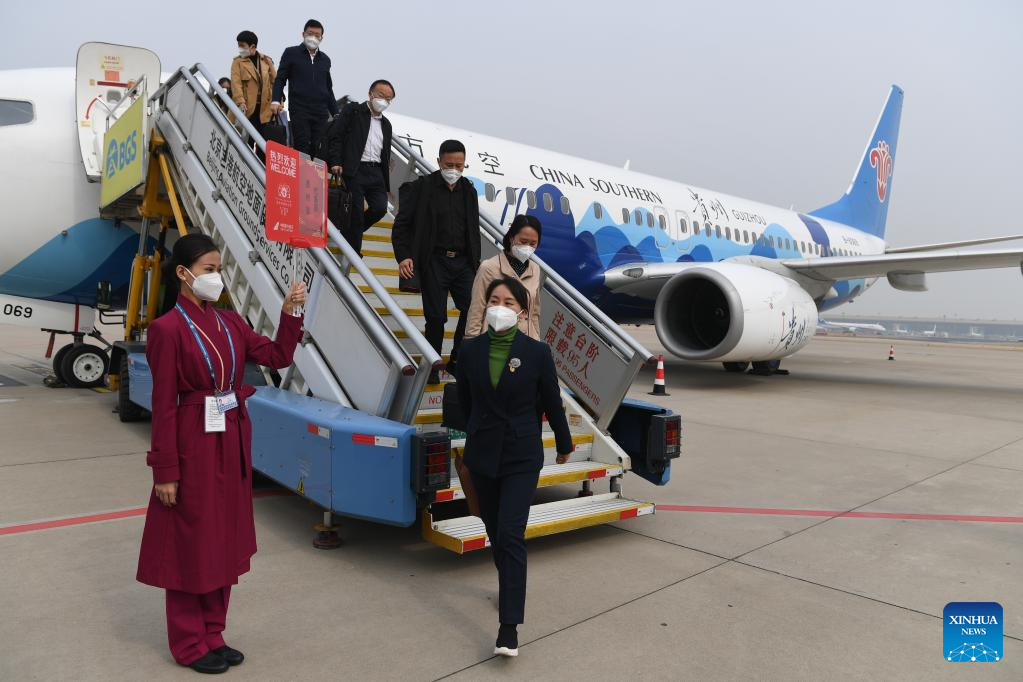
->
[922, 325, 939, 337]
[1, 43, 1023, 383]
[819, 320, 886, 334]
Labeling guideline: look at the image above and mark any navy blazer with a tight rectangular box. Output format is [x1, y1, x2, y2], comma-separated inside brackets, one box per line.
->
[271, 45, 339, 116]
[456, 331, 573, 478]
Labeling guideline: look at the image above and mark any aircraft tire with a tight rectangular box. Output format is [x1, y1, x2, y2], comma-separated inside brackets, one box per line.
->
[117, 359, 146, 422]
[51, 343, 74, 384]
[61, 344, 108, 388]
[722, 362, 750, 373]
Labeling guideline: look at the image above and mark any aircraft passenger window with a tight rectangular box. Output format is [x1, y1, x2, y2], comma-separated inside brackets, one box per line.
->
[785, 238, 791, 250]
[527, 191, 537, 209]
[560, 196, 571, 214]
[680, 218, 687, 234]
[506, 187, 516, 204]
[743, 230, 749, 243]
[594, 203, 603, 219]
[543, 193, 554, 212]
[647, 213, 655, 228]
[658, 214, 667, 230]
[705, 223, 712, 237]
[622, 208, 631, 223]
[634, 209, 643, 225]
[485, 183, 497, 202]
[715, 226, 721, 238]
[0, 99, 34, 126]
[725, 227, 732, 240]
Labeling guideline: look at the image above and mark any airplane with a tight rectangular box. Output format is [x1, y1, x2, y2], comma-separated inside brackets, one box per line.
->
[922, 325, 939, 337]
[2, 43, 1023, 387]
[818, 320, 887, 334]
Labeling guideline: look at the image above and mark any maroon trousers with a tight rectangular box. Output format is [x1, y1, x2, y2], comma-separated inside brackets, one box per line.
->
[165, 586, 231, 665]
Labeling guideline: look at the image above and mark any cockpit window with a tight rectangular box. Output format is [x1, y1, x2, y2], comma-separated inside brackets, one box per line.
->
[0, 99, 34, 126]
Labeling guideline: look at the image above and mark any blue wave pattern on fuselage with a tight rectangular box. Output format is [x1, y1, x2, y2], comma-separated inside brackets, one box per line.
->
[478, 180, 867, 318]
[0, 218, 138, 307]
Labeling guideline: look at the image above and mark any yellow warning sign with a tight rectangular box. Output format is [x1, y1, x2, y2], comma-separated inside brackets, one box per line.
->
[297, 478, 305, 495]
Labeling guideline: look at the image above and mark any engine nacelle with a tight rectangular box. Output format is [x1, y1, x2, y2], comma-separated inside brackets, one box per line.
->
[653, 263, 818, 362]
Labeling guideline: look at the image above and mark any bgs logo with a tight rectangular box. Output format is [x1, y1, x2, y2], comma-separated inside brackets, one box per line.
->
[104, 129, 139, 180]
[944, 602, 1002, 662]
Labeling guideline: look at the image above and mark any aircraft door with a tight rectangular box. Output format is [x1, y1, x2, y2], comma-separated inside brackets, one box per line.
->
[76, 42, 161, 181]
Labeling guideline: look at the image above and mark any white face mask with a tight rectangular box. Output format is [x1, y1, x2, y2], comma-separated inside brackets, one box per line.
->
[184, 269, 224, 302]
[370, 98, 390, 113]
[486, 305, 521, 333]
[510, 244, 535, 263]
[304, 35, 320, 50]
[238, 47, 252, 57]
[441, 168, 462, 185]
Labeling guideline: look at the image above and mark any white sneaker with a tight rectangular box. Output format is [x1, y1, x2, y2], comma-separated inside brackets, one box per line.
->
[493, 645, 518, 657]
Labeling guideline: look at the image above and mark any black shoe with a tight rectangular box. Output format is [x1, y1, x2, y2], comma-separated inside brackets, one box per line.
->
[494, 623, 518, 657]
[211, 645, 244, 666]
[186, 650, 229, 674]
[428, 369, 441, 385]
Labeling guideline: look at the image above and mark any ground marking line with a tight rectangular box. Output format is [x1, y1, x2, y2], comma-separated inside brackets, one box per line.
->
[0, 490, 292, 536]
[655, 505, 1023, 523]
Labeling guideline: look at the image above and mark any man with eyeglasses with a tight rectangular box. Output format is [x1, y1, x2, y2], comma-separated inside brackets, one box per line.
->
[393, 140, 481, 384]
[270, 19, 338, 156]
[324, 79, 395, 255]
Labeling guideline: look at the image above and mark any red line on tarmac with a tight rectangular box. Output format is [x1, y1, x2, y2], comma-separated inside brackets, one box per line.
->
[656, 504, 1023, 524]
[0, 490, 293, 537]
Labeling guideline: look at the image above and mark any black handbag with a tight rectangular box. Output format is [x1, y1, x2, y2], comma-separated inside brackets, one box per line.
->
[262, 112, 289, 147]
[398, 273, 421, 293]
[441, 382, 466, 431]
[328, 176, 353, 233]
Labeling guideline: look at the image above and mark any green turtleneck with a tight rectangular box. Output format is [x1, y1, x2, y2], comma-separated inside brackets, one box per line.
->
[488, 325, 518, 388]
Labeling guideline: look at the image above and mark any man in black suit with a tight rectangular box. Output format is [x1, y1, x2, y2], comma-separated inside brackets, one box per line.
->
[393, 140, 481, 383]
[270, 19, 339, 156]
[324, 79, 395, 255]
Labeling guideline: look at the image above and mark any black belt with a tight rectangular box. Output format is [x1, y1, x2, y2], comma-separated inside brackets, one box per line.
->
[435, 249, 464, 258]
[361, 161, 382, 167]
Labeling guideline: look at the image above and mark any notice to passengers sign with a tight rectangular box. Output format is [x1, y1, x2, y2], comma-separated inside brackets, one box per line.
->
[265, 141, 327, 248]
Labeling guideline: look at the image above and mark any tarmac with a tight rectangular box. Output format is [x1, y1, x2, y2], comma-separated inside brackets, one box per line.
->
[1, 325, 1021, 681]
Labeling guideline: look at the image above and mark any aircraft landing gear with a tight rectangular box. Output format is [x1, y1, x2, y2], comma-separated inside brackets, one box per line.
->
[749, 360, 789, 376]
[722, 362, 750, 373]
[45, 330, 112, 389]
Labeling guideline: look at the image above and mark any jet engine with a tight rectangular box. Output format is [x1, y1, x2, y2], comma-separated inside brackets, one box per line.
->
[653, 263, 818, 362]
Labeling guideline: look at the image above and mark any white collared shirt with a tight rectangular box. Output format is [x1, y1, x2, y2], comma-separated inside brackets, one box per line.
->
[361, 112, 384, 162]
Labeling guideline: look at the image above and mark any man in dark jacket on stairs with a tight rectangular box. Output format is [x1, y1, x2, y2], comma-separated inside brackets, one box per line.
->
[393, 140, 481, 384]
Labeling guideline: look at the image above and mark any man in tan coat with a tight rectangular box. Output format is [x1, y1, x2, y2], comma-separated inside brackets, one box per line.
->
[230, 30, 277, 134]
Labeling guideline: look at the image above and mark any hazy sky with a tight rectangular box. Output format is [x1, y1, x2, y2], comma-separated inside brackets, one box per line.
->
[4, 1, 1021, 319]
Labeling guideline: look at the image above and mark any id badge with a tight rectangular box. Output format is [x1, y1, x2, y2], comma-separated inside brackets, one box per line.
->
[205, 396, 226, 433]
[216, 391, 238, 414]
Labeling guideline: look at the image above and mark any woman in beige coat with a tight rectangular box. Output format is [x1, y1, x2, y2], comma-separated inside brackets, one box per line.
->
[465, 215, 544, 340]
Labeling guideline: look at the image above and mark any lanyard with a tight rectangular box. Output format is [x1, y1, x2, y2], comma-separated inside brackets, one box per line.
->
[175, 304, 236, 393]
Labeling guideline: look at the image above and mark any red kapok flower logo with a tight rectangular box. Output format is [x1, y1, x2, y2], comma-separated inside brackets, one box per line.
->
[869, 140, 893, 202]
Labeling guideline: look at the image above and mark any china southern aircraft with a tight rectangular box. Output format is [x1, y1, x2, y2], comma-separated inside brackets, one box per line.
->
[1, 51, 1021, 381]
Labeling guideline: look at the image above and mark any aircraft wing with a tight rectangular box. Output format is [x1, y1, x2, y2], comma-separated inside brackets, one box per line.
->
[782, 247, 1023, 281]
[603, 247, 1023, 299]
[885, 234, 1023, 253]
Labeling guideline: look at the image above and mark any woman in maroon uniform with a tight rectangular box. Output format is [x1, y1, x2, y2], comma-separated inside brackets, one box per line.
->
[137, 234, 305, 674]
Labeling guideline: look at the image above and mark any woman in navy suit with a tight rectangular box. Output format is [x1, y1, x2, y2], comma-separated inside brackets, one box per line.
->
[455, 277, 574, 657]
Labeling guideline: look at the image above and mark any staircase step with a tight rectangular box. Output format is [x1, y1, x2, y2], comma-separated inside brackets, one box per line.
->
[376, 307, 460, 318]
[422, 493, 655, 553]
[364, 233, 392, 243]
[433, 459, 621, 503]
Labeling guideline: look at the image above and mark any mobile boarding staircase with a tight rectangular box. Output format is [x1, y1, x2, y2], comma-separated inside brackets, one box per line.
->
[117, 63, 680, 552]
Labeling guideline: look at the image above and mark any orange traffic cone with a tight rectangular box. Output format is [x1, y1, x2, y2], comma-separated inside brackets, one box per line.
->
[649, 355, 670, 395]
[888, 345, 895, 361]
